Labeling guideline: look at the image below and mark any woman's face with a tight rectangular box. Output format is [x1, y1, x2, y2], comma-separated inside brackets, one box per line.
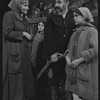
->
[21, 2, 29, 14]
[73, 12, 85, 25]
[38, 22, 44, 32]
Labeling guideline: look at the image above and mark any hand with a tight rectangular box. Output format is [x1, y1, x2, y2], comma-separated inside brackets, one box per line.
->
[65, 55, 71, 66]
[71, 58, 85, 68]
[23, 32, 32, 40]
[51, 53, 58, 62]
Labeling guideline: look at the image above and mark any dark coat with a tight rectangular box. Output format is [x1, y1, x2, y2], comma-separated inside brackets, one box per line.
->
[43, 9, 75, 60]
[65, 25, 98, 100]
[2, 11, 35, 100]
[43, 9, 75, 85]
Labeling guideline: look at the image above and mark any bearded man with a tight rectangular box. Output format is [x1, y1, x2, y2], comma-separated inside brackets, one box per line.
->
[43, 0, 76, 100]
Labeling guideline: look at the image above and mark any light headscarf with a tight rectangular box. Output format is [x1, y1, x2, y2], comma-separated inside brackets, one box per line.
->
[8, 0, 29, 13]
[75, 7, 94, 22]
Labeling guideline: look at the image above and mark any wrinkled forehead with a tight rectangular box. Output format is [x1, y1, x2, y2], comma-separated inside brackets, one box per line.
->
[21, 0, 29, 4]
[17, 0, 29, 9]
[15, 0, 29, 5]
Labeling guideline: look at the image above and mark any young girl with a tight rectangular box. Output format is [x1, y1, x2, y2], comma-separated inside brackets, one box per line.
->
[31, 21, 50, 100]
[65, 7, 98, 100]
[31, 21, 45, 68]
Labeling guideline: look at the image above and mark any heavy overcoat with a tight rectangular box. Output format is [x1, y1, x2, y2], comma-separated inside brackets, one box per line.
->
[2, 11, 35, 100]
[42, 9, 75, 85]
[43, 9, 75, 60]
[65, 24, 98, 100]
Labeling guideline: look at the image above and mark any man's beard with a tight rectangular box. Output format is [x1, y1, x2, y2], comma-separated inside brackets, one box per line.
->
[53, 6, 64, 15]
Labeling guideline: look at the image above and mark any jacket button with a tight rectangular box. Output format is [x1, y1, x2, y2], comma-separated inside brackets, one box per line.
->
[64, 35, 66, 37]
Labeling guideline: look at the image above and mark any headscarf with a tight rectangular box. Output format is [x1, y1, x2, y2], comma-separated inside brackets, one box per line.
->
[8, 0, 29, 13]
[74, 7, 94, 22]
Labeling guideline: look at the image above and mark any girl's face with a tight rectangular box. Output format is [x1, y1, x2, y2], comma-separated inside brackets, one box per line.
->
[38, 22, 44, 32]
[73, 12, 85, 25]
[21, 3, 29, 14]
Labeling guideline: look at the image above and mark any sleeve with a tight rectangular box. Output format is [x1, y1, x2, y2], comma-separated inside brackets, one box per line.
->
[44, 14, 53, 44]
[44, 14, 57, 55]
[2, 12, 23, 41]
[80, 28, 98, 63]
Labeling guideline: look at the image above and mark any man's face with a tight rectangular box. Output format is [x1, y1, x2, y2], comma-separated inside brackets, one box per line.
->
[54, 0, 68, 15]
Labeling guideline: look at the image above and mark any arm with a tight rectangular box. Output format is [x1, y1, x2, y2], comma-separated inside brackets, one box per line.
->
[80, 28, 98, 63]
[44, 14, 57, 60]
[44, 14, 53, 44]
[2, 12, 23, 41]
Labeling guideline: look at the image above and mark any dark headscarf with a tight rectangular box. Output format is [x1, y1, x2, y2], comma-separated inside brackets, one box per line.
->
[8, 0, 29, 13]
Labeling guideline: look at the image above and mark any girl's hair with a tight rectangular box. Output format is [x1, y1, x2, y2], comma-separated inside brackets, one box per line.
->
[35, 21, 45, 32]
[38, 21, 45, 25]
[74, 8, 90, 22]
[74, 8, 83, 17]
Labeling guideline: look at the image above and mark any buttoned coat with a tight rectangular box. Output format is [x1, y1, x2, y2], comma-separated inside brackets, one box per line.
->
[43, 9, 75, 85]
[43, 9, 75, 60]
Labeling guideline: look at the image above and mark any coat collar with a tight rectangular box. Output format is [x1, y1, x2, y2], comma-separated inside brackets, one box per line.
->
[11, 10, 23, 21]
[73, 21, 96, 32]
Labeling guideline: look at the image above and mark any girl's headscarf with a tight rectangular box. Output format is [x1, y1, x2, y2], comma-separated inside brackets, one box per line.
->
[8, 0, 29, 13]
[74, 7, 94, 22]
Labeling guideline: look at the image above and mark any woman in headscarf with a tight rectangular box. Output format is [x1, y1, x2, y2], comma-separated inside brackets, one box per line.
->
[65, 7, 98, 100]
[2, 0, 35, 100]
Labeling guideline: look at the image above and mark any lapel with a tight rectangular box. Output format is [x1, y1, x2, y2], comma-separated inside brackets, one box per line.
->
[11, 11, 28, 27]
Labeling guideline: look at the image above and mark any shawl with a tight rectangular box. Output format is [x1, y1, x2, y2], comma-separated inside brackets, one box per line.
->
[69, 22, 96, 85]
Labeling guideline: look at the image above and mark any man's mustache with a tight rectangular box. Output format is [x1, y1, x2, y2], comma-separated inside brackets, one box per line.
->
[54, 6, 60, 10]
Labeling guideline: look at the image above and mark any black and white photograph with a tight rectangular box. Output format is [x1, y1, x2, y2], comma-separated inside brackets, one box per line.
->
[0, 0, 98, 100]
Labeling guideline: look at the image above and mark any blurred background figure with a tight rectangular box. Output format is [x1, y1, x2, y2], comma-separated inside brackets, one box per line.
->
[31, 21, 50, 100]
[69, 0, 82, 10]
[91, 0, 98, 29]
[45, 3, 55, 15]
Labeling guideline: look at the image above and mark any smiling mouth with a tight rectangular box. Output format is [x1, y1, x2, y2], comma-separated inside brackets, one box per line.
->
[25, 10, 28, 12]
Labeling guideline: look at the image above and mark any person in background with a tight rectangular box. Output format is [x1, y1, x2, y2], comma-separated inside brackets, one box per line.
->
[65, 7, 98, 100]
[45, 3, 55, 15]
[2, 0, 35, 100]
[43, 0, 76, 100]
[30, 5, 41, 19]
[31, 21, 45, 68]
[31, 21, 50, 100]
[68, 0, 82, 10]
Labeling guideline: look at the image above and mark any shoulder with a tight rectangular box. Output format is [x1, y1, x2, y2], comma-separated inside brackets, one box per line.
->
[87, 26, 98, 33]
[84, 26, 98, 37]
[4, 11, 14, 16]
[3, 11, 15, 19]
[46, 13, 56, 23]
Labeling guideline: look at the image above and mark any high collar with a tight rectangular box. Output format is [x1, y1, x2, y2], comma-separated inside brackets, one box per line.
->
[74, 21, 96, 32]
[11, 10, 23, 21]
[62, 8, 68, 19]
